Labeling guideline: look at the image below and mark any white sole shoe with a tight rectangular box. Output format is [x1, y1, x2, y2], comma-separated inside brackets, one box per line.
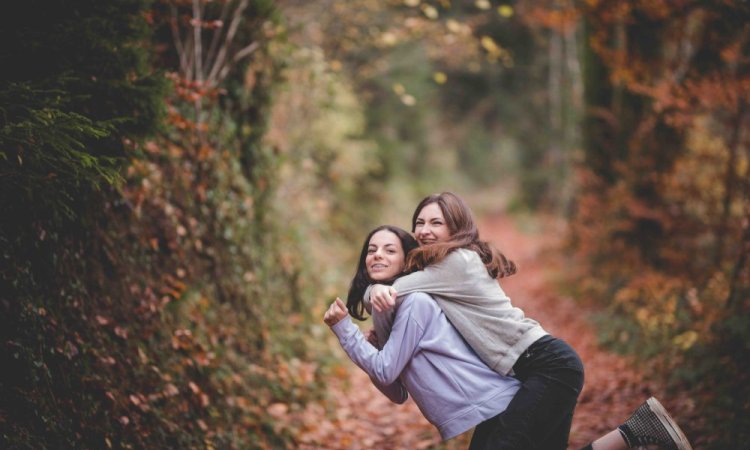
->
[646, 397, 693, 450]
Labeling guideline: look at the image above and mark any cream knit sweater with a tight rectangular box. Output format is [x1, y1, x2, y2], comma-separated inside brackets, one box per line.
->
[366, 248, 548, 376]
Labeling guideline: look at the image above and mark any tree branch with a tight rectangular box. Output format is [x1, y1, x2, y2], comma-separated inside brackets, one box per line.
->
[232, 41, 259, 63]
[192, 0, 203, 82]
[207, 0, 249, 85]
[205, 0, 233, 76]
[169, 5, 189, 76]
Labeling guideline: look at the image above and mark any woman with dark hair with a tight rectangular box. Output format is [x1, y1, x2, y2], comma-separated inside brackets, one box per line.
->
[325, 225, 522, 442]
[364, 192, 692, 450]
[345, 225, 419, 321]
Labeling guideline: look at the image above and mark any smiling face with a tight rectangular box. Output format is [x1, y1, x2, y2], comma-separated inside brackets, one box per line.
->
[366, 230, 407, 281]
[414, 202, 451, 246]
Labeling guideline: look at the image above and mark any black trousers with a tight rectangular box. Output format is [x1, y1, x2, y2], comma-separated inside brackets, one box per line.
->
[469, 335, 585, 450]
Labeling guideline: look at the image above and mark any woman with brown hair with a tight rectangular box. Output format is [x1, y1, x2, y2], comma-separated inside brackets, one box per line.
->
[360, 192, 692, 450]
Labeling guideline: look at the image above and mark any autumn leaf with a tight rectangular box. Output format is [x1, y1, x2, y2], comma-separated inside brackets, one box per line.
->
[267, 402, 289, 419]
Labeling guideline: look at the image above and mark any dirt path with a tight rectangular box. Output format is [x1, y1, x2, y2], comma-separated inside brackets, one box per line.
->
[297, 211, 662, 449]
[479, 212, 658, 448]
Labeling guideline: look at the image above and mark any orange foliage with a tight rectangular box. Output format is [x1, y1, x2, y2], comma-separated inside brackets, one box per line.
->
[524, 3, 581, 33]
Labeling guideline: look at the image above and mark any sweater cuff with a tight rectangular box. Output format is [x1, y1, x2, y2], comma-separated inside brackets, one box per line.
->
[331, 316, 356, 340]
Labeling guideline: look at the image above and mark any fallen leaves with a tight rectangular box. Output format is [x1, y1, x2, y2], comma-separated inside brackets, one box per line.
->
[294, 367, 446, 450]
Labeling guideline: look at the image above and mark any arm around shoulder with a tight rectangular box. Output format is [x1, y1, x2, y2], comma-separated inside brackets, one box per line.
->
[392, 250, 478, 297]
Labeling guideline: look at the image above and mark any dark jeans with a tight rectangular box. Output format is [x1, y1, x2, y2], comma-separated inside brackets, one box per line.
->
[469, 335, 585, 450]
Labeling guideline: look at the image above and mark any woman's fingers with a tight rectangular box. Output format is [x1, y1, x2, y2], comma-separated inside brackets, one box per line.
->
[323, 298, 348, 326]
[365, 328, 379, 347]
[323, 301, 336, 325]
[371, 284, 396, 312]
[374, 291, 395, 311]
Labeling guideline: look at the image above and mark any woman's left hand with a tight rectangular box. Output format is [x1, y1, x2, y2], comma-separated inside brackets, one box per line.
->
[364, 328, 379, 347]
[323, 297, 349, 326]
[370, 284, 397, 313]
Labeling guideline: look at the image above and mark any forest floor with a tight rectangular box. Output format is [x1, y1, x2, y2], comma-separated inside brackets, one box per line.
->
[295, 209, 680, 450]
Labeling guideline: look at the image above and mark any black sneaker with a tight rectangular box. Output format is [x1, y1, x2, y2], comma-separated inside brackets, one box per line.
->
[619, 397, 693, 450]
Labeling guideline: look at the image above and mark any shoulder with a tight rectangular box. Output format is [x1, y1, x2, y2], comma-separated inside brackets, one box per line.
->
[400, 292, 439, 317]
[441, 248, 474, 264]
[453, 248, 479, 260]
[442, 248, 482, 269]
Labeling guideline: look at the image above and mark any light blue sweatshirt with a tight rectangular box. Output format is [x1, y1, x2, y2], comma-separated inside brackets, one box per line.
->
[331, 292, 520, 440]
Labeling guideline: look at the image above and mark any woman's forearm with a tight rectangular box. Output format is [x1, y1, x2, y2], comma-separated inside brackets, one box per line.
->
[393, 250, 482, 298]
[331, 300, 422, 386]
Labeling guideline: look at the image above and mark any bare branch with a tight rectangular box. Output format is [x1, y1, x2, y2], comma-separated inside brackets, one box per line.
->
[184, 38, 195, 82]
[207, 0, 249, 85]
[192, 0, 203, 82]
[217, 65, 231, 85]
[169, 5, 189, 76]
[232, 41, 259, 63]
[205, 0, 233, 75]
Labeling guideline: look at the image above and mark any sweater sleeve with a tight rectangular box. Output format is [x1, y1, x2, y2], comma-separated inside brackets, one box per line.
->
[331, 294, 429, 401]
[363, 250, 487, 344]
[362, 251, 474, 307]
[392, 250, 486, 300]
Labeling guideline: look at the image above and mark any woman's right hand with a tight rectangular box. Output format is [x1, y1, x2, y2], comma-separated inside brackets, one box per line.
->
[323, 297, 349, 326]
[370, 284, 397, 313]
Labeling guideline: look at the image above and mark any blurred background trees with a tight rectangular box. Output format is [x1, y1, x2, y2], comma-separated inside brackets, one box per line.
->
[571, 1, 750, 446]
[1, 0, 747, 448]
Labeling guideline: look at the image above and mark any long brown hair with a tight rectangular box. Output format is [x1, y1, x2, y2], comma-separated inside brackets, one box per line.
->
[405, 192, 517, 279]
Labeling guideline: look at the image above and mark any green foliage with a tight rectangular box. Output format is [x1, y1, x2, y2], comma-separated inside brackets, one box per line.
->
[0, 83, 118, 220]
[319, 0, 579, 211]
[264, 41, 388, 296]
[1, 0, 324, 448]
[1, 0, 168, 447]
[0, 0, 166, 223]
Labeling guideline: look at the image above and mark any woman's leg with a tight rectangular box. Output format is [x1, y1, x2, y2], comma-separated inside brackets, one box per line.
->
[471, 336, 585, 450]
[579, 397, 693, 450]
[538, 410, 575, 449]
[588, 430, 627, 450]
[468, 416, 496, 450]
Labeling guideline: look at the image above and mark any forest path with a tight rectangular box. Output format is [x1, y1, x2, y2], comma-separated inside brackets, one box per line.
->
[297, 210, 660, 449]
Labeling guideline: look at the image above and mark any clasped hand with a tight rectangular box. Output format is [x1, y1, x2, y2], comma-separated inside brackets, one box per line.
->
[323, 297, 380, 347]
[370, 284, 398, 313]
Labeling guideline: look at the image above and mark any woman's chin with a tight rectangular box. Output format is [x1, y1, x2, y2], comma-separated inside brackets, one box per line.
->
[369, 273, 394, 283]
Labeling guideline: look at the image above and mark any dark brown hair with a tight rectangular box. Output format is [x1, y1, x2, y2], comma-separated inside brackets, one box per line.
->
[405, 192, 517, 279]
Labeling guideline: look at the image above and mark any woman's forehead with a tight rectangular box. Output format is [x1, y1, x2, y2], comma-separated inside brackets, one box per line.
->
[369, 230, 401, 246]
[418, 202, 444, 219]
